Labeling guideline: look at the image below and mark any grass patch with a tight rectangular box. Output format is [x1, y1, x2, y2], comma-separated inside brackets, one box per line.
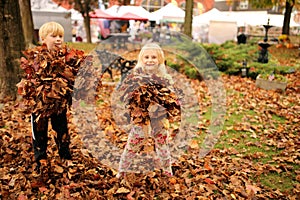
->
[210, 87, 299, 193]
[272, 114, 286, 122]
[202, 107, 212, 120]
[66, 42, 97, 53]
[260, 171, 297, 192]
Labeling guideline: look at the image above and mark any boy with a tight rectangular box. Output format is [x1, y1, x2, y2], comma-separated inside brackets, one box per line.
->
[31, 22, 72, 171]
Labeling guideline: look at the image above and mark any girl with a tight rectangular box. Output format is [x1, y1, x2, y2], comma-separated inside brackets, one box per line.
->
[117, 43, 179, 177]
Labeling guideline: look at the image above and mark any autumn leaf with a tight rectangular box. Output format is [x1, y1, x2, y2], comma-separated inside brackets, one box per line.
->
[119, 74, 181, 126]
[116, 187, 130, 194]
[16, 44, 89, 119]
[189, 139, 199, 149]
[204, 178, 215, 184]
[54, 165, 64, 173]
[17, 194, 28, 200]
[39, 187, 48, 193]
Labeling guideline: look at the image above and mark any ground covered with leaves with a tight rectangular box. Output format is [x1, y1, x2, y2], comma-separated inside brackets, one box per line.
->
[0, 65, 299, 199]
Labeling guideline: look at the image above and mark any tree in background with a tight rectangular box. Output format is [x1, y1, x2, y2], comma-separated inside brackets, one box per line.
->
[53, 0, 99, 43]
[183, 0, 193, 38]
[0, 0, 25, 99]
[74, 0, 96, 43]
[249, 0, 300, 35]
[19, 0, 36, 48]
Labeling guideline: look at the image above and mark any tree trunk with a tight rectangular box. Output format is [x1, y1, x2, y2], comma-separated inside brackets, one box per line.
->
[122, 0, 131, 5]
[183, 0, 193, 38]
[19, 0, 36, 47]
[282, 0, 294, 35]
[83, 12, 92, 43]
[0, 1, 25, 100]
[74, 0, 92, 43]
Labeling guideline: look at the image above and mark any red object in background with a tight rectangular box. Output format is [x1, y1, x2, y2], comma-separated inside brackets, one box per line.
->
[118, 12, 148, 21]
[91, 10, 148, 21]
[89, 9, 117, 20]
[52, 0, 73, 10]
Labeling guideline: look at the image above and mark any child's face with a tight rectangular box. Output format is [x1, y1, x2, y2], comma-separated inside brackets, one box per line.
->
[42, 32, 64, 50]
[141, 50, 159, 73]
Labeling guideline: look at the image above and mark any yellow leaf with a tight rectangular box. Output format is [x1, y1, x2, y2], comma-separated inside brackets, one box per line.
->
[189, 139, 199, 149]
[116, 187, 130, 194]
[54, 165, 64, 173]
[230, 194, 236, 199]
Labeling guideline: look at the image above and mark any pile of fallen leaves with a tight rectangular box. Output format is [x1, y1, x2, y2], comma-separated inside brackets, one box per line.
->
[119, 73, 181, 125]
[16, 44, 86, 119]
[1, 54, 299, 198]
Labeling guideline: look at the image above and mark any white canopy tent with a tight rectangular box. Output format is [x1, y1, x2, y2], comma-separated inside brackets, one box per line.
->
[104, 5, 151, 19]
[71, 9, 83, 21]
[222, 11, 299, 27]
[221, 11, 300, 37]
[267, 14, 299, 27]
[192, 8, 300, 43]
[208, 20, 238, 44]
[149, 3, 185, 23]
[195, 9, 300, 29]
[192, 8, 239, 43]
[221, 11, 268, 27]
[193, 8, 222, 25]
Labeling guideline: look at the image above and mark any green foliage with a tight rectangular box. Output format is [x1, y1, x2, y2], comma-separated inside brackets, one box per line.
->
[67, 41, 298, 81]
[259, 72, 288, 82]
[168, 62, 181, 71]
[248, 0, 275, 9]
[249, 0, 300, 10]
[170, 40, 221, 80]
[167, 57, 202, 80]
[184, 65, 200, 79]
[202, 40, 299, 79]
[202, 41, 258, 76]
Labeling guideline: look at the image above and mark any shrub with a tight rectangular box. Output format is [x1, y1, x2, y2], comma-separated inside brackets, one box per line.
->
[202, 40, 298, 79]
[184, 66, 201, 79]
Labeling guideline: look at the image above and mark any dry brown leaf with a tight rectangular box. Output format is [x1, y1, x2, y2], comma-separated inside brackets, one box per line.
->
[116, 187, 130, 194]
[54, 165, 64, 173]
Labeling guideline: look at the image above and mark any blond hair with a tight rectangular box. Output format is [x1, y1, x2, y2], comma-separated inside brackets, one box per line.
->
[135, 43, 167, 76]
[39, 22, 64, 41]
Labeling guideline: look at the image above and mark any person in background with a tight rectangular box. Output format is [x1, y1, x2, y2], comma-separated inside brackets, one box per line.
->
[237, 27, 247, 44]
[72, 20, 78, 42]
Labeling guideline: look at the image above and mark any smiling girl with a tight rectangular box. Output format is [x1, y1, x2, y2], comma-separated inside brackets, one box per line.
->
[117, 43, 179, 178]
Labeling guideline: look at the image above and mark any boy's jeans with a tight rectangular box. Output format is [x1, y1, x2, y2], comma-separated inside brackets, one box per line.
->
[31, 109, 70, 163]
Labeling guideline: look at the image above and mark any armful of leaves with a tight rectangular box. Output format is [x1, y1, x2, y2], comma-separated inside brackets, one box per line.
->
[16, 44, 89, 118]
[119, 74, 181, 125]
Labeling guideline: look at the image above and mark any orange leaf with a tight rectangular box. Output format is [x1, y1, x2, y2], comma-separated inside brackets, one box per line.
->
[39, 187, 48, 193]
[204, 178, 215, 184]
[17, 194, 28, 200]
